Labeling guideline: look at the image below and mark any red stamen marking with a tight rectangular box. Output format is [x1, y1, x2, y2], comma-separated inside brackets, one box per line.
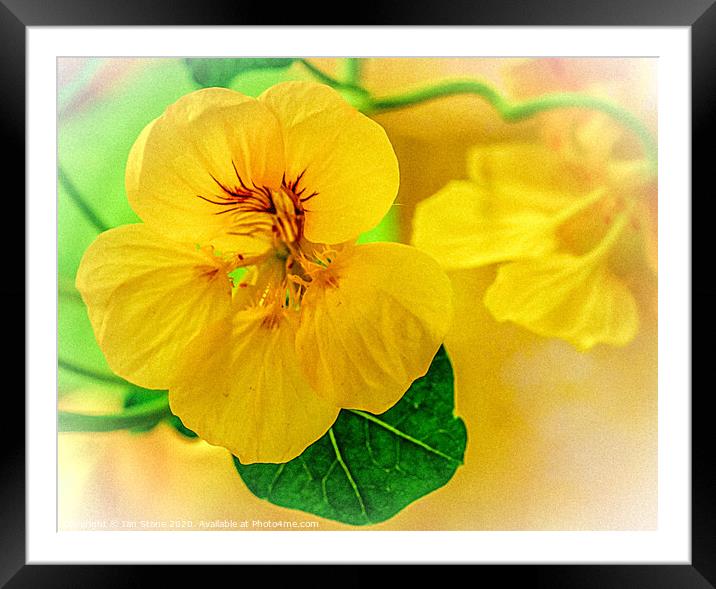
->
[232, 161, 253, 193]
[197, 168, 314, 244]
[260, 313, 282, 329]
[209, 172, 254, 198]
[293, 169, 307, 189]
[196, 194, 239, 206]
[300, 191, 319, 203]
[197, 267, 219, 280]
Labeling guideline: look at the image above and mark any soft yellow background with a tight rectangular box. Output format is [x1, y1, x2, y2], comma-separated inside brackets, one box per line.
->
[59, 57, 657, 531]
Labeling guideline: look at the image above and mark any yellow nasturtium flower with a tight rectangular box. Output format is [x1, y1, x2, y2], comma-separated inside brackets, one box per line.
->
[76, 81, 453, 464]
[412, 115, 656, 351]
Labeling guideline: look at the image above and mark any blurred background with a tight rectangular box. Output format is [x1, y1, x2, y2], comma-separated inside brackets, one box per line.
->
[58, 57, 657, 531]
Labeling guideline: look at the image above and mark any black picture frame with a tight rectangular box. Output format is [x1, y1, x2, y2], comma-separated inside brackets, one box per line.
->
[7, 0, 708, 585]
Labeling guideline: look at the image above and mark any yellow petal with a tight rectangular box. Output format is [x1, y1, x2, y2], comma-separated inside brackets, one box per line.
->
[411, 180, 557, 270]
[295, 242, 453, 413]
[259, 81, 399, 243]
[573, 114, 625, 165]
[467, 143, 594, 214]
[634, 186, 658, 276]
[126, 87, 285, 254]
[169, 308, 339, 464]
[484, 254, 639, 350]
[75, 224, 233, 388]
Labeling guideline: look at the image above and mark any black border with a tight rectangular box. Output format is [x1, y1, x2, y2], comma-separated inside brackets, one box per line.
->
[8, 1, 709, 586]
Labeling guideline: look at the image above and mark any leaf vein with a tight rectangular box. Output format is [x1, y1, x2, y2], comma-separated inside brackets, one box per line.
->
[329, 428, 370, 522]
[266, 463, 286, 500]
[349, 409, 462, 464]
[320, 459, 338, 506]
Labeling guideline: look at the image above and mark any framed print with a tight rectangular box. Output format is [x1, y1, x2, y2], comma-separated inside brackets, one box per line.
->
[8, 0, 710, 585]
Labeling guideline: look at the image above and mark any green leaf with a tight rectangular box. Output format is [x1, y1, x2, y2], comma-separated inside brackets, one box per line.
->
[185, 58, 296, 88]
[233, 347, 466, 526]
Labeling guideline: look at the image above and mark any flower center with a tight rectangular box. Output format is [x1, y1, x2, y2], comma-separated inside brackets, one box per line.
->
[204, 169, 336, 317]
[197, 168, 316, 249]
[269, 186, 304, 246]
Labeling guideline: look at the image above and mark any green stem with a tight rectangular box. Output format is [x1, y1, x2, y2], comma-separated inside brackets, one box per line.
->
[58, 358, 126, 386]
[507, 93, 657, 166]
[345, 58, 363, 86]
[58, 166, 110, 233]
[299, 59, 345, 89]
[300, 58, 367, 96]
[364, 79, 657, 170]
[59, 397, 172, 432]
[367, 79, 507, 113]
[58, 276, 83, 302]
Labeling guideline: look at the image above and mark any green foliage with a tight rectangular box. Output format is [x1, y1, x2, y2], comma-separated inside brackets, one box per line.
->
[185, 58, 296, 88]
[58, 60, 198, 386]
[356, 206, 399, 244]
[124, 388, 198, 439]
[234, 347, 466, 526]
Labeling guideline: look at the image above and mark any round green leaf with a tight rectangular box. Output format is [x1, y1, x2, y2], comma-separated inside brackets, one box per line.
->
[234, 347, 466, 526]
